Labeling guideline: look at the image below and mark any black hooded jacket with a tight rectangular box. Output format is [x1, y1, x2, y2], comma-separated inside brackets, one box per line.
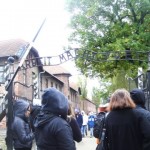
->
[130, 88, 150, 121]
[34, 87, 76, 150]
[12, 99, 34, 149]
[130, 88, 150, 150]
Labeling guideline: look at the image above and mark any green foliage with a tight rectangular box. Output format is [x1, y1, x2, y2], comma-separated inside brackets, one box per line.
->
[92, 87, 101, 108]
[77, 76, 88, 99]
[108, 69, 129, 92]
[91, 69, 135, 107]
[92, 78, 111, 108]
[66, 0, 150, 79]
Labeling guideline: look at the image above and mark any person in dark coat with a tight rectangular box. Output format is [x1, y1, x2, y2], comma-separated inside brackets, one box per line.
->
[29, 105, 41, 150]
[12, 99, 34, 150]
[29, 105, 41, 132]
[94, 103, 109, 150]
[75, 108, 83, 129]
[34, 87, 76, 150]
[67, 102, 82, 142]
[130, 88, 150, 150]
[104, 89, 150, 150]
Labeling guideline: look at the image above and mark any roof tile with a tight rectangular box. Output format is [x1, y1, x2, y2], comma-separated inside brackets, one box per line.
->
[0, 39, 29, 57]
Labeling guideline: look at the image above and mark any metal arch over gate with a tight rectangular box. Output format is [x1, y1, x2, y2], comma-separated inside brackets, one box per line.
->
[18, 50, 150, 113]
[7, 49, 150, 70]
[1, 42, 150, 150]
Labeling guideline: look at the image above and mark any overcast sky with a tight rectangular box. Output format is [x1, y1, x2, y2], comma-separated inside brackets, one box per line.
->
[0, 0, 71, 55]
[0, 0, 80, 72]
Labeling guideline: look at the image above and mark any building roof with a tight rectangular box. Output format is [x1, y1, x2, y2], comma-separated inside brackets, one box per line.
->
[43, 71, 64, 85]
[85, 98, 96, 105]
[0, 39, 29, 58]
[70, 82, 78, 92]
[0, 39, 43, 69]
[43, 65, 72, 76]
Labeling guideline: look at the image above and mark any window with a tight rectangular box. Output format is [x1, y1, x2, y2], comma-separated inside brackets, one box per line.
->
[0, 66, 4, 83]
[0, 66, 3, 72]
[51, 82, 53, 87]
[23, 70, 26, 84]
[55, 83, 58, 89]
[32, 72, 38, 99]
[46, 79, 48, 88]
[15, 45, 27, 58]
[59, 85, 62, 91]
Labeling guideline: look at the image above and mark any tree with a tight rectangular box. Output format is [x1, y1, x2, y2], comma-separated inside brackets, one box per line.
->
[92, 78, 111, 108]
[92, 87, 101, 108]
[108, 69, 129, 91]
[66, 0, 150, 79]
[77, 75, 88, 99]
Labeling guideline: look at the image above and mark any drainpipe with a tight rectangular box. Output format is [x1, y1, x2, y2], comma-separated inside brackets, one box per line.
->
[38, 71, 45, 99]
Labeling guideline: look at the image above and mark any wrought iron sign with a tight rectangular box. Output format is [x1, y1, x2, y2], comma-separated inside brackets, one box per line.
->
[80, 50, 150, 62]
[20, 48, 79, 70]
[18, 49, 150, 70]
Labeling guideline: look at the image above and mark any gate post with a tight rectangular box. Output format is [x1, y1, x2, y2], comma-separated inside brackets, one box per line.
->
[5, 83, 13, 150]
[146, 53, 150, 111]
[4, 19, 46, 149]
[146, 70, 150, 111]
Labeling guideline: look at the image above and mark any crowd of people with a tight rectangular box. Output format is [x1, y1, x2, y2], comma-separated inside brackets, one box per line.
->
[11, 87, 150, 150]
[94, 88, 150, 150]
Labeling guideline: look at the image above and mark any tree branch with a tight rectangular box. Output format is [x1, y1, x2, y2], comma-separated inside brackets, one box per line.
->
[127, 0, 137, 22]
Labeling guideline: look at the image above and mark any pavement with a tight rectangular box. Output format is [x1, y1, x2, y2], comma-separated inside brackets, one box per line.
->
[76, 134, 97, 150]
[0, 129, 97, 150]
[0, 129, 6, 150]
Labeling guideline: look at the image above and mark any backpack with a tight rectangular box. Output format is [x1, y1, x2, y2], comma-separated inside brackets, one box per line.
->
[93, 112, 106, 139]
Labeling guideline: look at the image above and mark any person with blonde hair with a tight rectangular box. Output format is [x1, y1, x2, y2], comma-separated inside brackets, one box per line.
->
[67, 102, 82, 142]
[104, 89, 150, 150]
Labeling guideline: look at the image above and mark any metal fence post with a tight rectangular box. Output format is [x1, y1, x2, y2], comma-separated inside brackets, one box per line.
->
[146, 53, 150, 111]
[146, 70, 150, 111]
[5, 83, 13, 150]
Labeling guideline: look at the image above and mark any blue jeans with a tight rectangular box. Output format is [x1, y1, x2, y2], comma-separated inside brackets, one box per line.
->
[81, 125, 87, 137]
[90, 127, 93, 137]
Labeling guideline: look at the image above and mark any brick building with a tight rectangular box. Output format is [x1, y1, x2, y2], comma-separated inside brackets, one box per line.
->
[0, 39, 96, 128]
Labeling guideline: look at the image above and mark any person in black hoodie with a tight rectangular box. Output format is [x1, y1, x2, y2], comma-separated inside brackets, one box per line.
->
[12, 99, 34, 150]
[130, 88, 150, 150]
[34, 87, 76, 150]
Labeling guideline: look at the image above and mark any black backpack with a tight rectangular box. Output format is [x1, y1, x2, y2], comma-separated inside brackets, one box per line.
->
[93, 112, 106, 139]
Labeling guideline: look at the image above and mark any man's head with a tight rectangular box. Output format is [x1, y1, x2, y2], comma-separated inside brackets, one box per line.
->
[130, 88, 146, 108]
[75, 108, 79, 114]
[98, 103, 109, 112]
